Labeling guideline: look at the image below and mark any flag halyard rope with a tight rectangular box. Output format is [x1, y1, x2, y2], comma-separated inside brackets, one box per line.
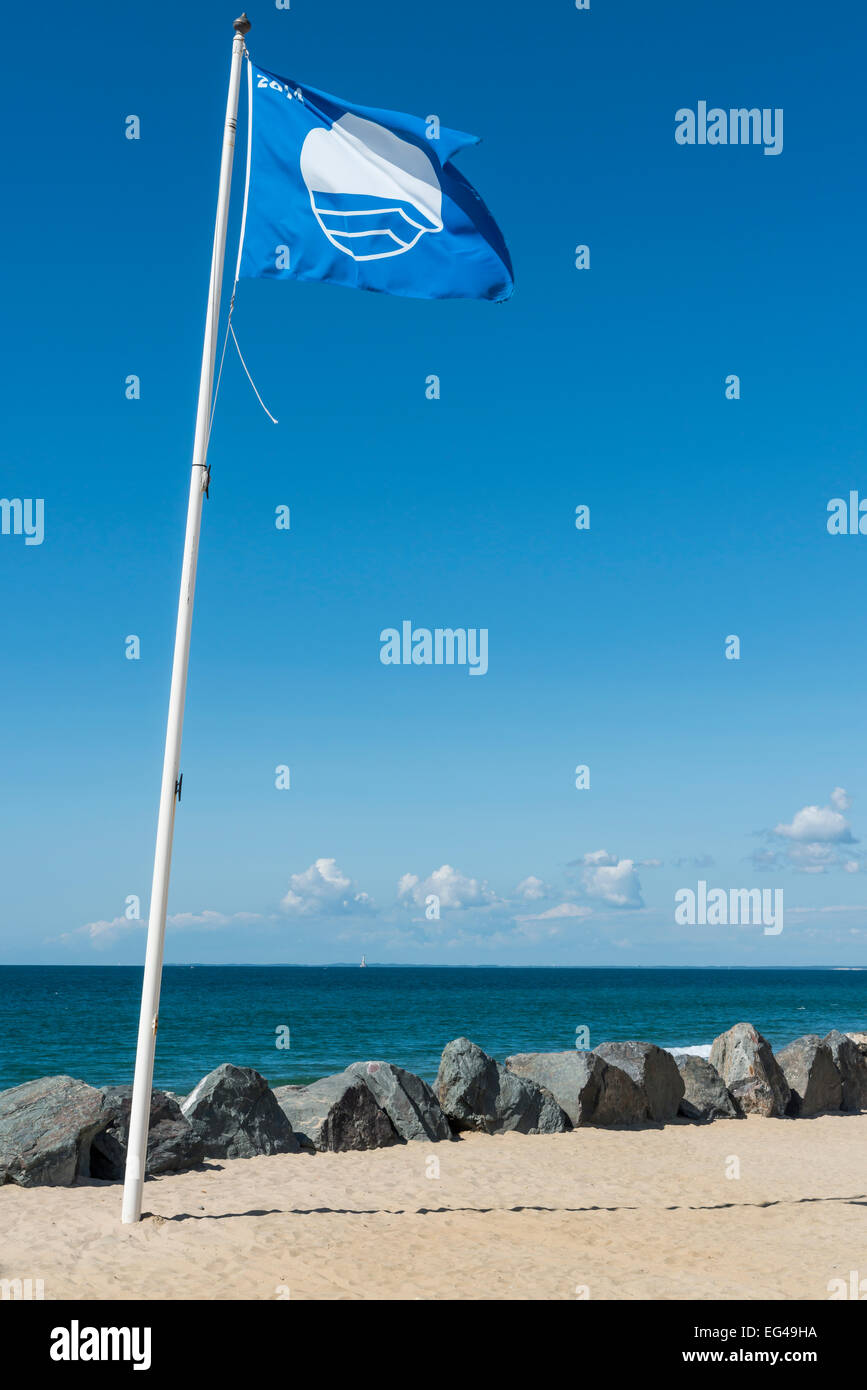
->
[207, 50, 278, 446]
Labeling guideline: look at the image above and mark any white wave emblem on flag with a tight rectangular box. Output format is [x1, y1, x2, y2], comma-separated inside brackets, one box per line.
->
[300, 114, 443, 262]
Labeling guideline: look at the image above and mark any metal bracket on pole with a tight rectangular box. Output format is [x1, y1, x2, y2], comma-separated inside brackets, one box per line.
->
[175, 773, 183, 804]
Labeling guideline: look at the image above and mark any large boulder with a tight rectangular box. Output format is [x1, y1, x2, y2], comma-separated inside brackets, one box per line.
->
[90, 1087, 204, 1180]
[593, 1041, 684, 1123]
[347, 1061, 451, 1142]
[590, 1058, 649, 1126]
[709, 1022, 790, 1117]
[674, 1055, 738, 1122]
[776, 1036, 842, 1117]
[274, 1072, 400, 1152]
[435, 1037, 569, 1135]
[505, 1050, 604, 1127]
[825, 1030, 867, 1112]
[182, 1064, 300, 1158]
[0, 1075, 108, 1187]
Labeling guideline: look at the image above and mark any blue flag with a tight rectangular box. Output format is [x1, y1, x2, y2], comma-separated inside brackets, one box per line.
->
[238, 61, 513, 302]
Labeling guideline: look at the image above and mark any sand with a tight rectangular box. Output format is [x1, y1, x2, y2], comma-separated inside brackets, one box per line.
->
[2, 1114, 865, 1300]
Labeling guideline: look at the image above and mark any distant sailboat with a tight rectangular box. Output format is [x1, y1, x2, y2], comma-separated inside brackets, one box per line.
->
[360, 955, 367, 968]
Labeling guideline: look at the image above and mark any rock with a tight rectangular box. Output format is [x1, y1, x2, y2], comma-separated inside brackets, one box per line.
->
[776, 1036, 842, 1117]
[590, 1058, 649, 1126]
[709, 1023, 790, 1117]
[0, 1075, 108, 1187]
[435, 1037, 570, 1135]
[825, 1030, 867, 1112]
[674, 1055, 738, 1121]
[274, 1072, 400, 1152]
[347, 1061, 451, 1141]
[89, 1087, 205, 1180]
[504, 1047, 649, 1128]
[593, 1041, 685, 1122]
[181, 1064, 300, 1158]
[505, 1050, 605, 1127]
[846, 1032, 867, 1057]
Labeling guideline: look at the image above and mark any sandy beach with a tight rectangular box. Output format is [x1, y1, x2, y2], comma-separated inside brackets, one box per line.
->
[2, 1114, 865, 1301]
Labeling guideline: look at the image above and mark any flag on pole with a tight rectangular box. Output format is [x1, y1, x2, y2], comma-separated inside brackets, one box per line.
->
[238, 62, 513, 302]
[122, 16, 513, 1227]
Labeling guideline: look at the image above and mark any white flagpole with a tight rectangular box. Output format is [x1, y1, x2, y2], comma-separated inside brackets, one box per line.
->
[121, 12, 251, 1225]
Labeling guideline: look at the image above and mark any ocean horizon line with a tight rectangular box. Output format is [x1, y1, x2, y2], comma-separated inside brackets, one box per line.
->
[2, 962, 865, 971]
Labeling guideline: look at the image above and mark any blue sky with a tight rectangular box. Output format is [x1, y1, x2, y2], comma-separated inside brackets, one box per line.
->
[1, 0, 866, 966]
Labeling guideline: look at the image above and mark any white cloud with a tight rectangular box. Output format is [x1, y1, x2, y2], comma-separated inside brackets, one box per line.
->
[397, 864, 496, 910]
[761, 790, 859, 873]
[787, 903, 867, 916]
[397, 872, 418, 897]
[72, 916, 133, 942]
[53, 908, 270, 946]
[166, 910, 267, 929]
[513, 875, 551, 901]
[516, 902, 592, 923]
[580, 849, 618, 867]
[581, 857, 644, 908]
[774, 792, 856, 844]
[281, 858, 373, 916]
[786, 843, 841, 874]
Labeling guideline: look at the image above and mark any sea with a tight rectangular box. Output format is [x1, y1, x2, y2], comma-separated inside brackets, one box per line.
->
[1, 965, 865, 1094]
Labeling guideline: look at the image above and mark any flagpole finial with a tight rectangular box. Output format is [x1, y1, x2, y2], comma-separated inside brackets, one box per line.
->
[234, 13, 251, 36]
